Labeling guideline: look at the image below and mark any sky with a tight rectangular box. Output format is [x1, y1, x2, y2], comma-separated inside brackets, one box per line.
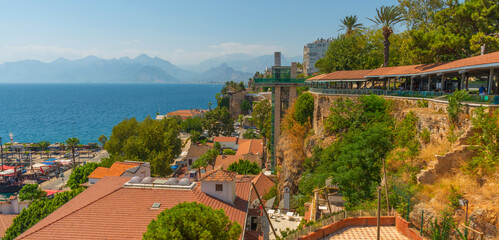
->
[0, 0, 399, 65]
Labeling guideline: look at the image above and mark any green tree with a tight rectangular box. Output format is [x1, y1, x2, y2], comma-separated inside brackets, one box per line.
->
[243, 129, 260, 139]
[213, 142, 221, 151]
[465, 107, 499, 177]
[37, 141, 50, 158]
[339, 15, 364, 35]
[227, 159, 261, 175]
[18, 184, 46, 201]
[200, 149, 219, 166]
[143, 202, 241, 240]
[105, 116, 181, 176]
[447, 90, 469, 123]
[223, 149, 236, 155]
[203, 107, 234, 137]
[192, 157, 208, 177]
[98, 135, 108, 147]
[67, 162, 100, 190]
[252, 100, 272, 156]
[190, 130, 201, 143]
[181, 116, 203, 133]
[294, 92, 314, 125]
[66, 137, 80, 168]
[367, 5, 405, 67]
[4, 189, 84, 240]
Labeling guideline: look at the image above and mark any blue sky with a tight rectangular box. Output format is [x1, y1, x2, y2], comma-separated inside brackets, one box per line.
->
[0, 0, 399, 65]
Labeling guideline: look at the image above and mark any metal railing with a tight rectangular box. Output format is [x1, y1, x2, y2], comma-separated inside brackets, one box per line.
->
[254, 78, 307, 84]
[282, 210, 393, 240]
[309, 88, 449, 98]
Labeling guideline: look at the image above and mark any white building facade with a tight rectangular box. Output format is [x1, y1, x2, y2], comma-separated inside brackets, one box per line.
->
[303, 38, 333, 76]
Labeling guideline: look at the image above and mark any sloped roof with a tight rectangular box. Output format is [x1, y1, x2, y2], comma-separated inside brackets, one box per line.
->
[236, 139, 263, 155]
[421, 51, 499, 74]
[307, 69, 373, 81]
[87, 162, 142, 179]
[18, 176, 251, 240]
[214, 154, 262, 170]
[249, 173, 275, 203]
[0, 214, 16, 238]
[365, 64, 427, 77]
[199, 169, 237, 182]
[213, 136, 238, 143]
[185, 144, 211, 158]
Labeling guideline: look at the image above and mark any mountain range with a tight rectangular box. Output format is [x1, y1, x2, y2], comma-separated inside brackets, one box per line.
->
[0, 53, 301, 84]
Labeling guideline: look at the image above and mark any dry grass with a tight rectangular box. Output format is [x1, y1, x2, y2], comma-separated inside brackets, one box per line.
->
[416, 141, 452, 167]
[418, 172, 499, 227]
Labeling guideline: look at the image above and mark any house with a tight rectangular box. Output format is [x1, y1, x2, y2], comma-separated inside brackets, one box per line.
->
[215, 154, 262, 170]
[16, 169, 274, 240]
[185, 144, 211, 171]
[213, 139, 264, 169]
[87, 161, 150, 184]
[213, 136, 238, 150]
[236, 139, 263, 155]
[156, 109, 207, 121]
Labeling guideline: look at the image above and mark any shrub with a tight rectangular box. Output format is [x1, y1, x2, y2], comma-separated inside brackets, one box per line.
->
[420, 128, 431, 144]
[447, 90, 469, 123]
[294, 92, 314, 125]
[227, 159, 260, 175]
[417, 99, 428, 108]
[223, 149, 236, 155]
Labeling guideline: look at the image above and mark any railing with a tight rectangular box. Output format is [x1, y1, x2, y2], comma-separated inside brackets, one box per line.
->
[282, 210, 392, 240]
[309, 88, 449, 98]
[254, 78, 307, 84]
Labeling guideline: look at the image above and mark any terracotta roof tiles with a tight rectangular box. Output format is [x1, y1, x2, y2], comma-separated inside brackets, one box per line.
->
[213, 136, 238, 143]
[87, 162, 142, 179]
[199, 169, 237, 182]
[236, 139, 263, 155]
[18, 176, 252, 240]
[307, 70, 373, 81]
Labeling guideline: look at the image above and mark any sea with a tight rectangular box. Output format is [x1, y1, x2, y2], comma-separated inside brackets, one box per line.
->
[0, 84, 222, 144]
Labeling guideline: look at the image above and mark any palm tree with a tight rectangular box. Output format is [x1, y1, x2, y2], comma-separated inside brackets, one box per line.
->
[338, 15, 364, 35]
[367, 5, 405, 67]
[66, 137, 80, 168]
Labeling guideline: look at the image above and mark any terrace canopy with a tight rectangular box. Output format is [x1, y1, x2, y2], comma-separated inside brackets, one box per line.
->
[310, 51, 499, 95]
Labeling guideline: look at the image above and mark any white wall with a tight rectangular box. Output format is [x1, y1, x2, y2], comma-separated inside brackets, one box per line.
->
[0, 198, 29, 214]
[219, 142, 238, 150]
[201, 180, 236, 204]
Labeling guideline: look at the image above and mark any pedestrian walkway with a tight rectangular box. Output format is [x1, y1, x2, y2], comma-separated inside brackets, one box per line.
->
[322, 226, 409, 240]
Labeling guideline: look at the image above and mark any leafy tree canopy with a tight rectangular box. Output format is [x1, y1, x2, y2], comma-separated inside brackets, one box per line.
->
[4, 189, 84, 240]
[242, 129, 260, 139]
[203, 107, 234, 137]
[143, 202, 242, 240]
[181, 116, 203, 133]
[227, 159, 261, 175]
[251, 100, 271, 142]
[105, 116, 182, 176]
[98, 135, 108, 147]
[18, 184, 47, 201]
[294, 92, 314, 125]
[67, 162, 100, 190]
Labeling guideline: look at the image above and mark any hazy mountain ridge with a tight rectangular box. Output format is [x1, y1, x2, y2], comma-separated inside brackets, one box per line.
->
[0, 53, 299, 83]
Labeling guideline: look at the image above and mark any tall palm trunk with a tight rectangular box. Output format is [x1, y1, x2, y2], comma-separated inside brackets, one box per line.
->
[383, 27, 391, 67]
[72, 147, 76, 168]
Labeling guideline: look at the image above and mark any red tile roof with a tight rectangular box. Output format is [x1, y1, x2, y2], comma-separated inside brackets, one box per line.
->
[199, 169, 237, 182]
[423, 51, 499, 73]
[213, 136, 238, 143]
[364, 64, 427, 77]
[18, 176, 252, 240]
[307, 70, 373, 81]
[87, 162, 142, 179]
[166, 109, 206, 119]
[236, 139, 263, 155]
[249, 173, 275, 203]
[215, 154, 262, 170]
[0, 214, 16, 238]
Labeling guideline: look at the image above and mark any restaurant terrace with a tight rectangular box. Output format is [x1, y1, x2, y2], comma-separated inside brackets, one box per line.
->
[306, 51, 499, 101]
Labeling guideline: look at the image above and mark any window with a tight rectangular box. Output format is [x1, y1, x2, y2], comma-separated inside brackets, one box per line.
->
[188, 159, 192, 165]
[216, 184, 223, 191]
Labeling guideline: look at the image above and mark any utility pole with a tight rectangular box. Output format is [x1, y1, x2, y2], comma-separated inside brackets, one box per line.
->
[251, 182, 278, 239]
[377, 187, 381, 240]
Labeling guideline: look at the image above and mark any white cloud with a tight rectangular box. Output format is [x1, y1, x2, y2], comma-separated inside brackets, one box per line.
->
[208, 42, 285, 56]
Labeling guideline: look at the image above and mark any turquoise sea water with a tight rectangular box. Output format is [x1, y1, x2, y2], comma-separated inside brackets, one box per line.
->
[0, 84, 222, 144]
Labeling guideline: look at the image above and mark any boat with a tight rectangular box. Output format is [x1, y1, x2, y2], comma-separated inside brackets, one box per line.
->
[0, 167, 24, 193]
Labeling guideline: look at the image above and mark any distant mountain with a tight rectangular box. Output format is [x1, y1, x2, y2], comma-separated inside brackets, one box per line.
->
[193, 63, 253, 83]
[0, 53, 300, 84]
[0, 55, 178, 83]
[182, 53, 302, 73]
